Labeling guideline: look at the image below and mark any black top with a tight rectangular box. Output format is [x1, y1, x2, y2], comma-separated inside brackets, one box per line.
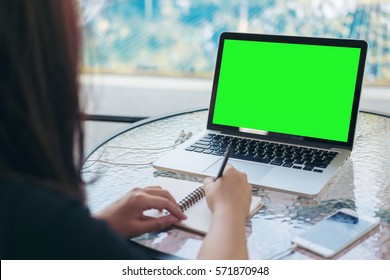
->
[0, 179, 150, 259]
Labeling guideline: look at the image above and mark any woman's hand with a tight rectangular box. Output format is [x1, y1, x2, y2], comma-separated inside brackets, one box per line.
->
[94, 186, 186, 237]
[203, 165, 252, 221]
[198, 165, 252, 259]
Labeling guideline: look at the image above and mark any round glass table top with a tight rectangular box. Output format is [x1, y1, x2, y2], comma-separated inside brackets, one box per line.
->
[83, 110, 390, 259]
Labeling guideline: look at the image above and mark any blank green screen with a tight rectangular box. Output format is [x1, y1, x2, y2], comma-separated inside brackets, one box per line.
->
[212, 39, 361, 142]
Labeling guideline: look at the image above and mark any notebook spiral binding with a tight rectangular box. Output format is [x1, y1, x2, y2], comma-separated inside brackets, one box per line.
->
[178, 186, 205, 212]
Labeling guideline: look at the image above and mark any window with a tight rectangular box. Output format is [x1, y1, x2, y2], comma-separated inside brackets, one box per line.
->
[80, 0, 390, 120]
[82, 0, 390, 84]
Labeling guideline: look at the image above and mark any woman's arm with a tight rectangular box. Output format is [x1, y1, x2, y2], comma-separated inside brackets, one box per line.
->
[198, 165, 252, 259]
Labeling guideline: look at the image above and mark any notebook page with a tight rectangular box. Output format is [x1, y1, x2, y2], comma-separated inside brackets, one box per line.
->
[144, 177, 263, 235]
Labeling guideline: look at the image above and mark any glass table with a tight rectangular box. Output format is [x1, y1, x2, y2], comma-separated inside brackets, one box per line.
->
[83, 109, 390, 259]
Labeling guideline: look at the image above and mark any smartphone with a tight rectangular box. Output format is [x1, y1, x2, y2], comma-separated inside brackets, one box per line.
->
[292, 208, 379, 258]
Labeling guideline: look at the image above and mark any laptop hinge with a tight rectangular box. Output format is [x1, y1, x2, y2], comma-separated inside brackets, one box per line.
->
[216, 129, 352, 151]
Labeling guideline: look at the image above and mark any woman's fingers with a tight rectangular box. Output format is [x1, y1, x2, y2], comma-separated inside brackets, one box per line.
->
[142, 186, 178, 205]
[141, 193, 187, 220]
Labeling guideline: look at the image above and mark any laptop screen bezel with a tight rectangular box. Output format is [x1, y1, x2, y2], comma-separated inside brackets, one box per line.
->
[206, 32, 368, 150]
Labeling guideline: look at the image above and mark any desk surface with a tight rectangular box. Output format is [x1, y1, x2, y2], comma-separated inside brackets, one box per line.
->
[83, 110, 390, 259]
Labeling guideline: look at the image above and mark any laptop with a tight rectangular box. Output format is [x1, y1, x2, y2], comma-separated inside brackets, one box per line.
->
[153, 32, 368, 197]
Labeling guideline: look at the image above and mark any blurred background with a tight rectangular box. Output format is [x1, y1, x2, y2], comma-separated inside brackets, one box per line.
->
[79, 0, 390, 148]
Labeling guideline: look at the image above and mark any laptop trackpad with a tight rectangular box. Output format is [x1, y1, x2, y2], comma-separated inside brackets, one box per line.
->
[204, 159, 272, 183]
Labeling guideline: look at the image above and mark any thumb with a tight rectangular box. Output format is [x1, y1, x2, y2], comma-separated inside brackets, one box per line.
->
[138, 215, 178, 233]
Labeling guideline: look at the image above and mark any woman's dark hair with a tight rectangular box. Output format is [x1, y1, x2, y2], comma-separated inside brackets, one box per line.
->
[0, 0, 85, 200]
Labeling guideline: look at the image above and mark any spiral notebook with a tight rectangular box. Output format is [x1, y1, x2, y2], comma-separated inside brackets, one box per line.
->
[144, 177, 263, 235]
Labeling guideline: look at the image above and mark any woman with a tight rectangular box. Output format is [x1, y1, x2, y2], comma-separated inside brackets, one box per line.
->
[0, 0, 252, 259]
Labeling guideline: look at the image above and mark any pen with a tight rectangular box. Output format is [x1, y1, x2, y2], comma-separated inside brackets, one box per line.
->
[215, 145, 233, 180]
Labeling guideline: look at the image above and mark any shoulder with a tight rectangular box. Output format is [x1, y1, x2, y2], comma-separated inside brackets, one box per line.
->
[1, 179, 81, 214]
[0, 180, 148, 259]
[0, 179, 86, 233]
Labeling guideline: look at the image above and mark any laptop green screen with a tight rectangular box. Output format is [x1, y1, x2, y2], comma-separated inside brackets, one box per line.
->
[212, 39, 361, 142]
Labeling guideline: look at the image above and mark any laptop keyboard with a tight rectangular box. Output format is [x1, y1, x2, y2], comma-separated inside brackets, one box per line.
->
[185, 133, 338, 173]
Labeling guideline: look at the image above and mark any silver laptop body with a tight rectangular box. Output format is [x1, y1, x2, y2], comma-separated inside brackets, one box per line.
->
[154, 32, 368, 197]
